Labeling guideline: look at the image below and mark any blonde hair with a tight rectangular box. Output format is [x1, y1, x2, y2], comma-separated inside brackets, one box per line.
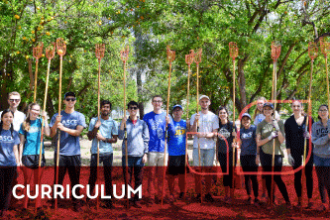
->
[8, 91, 21, 99]
[22, 103, 40, 132]
[253, 97, 267, 120]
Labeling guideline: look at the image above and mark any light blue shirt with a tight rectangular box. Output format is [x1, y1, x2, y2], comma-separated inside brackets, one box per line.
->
[88, 117, 118, 155]
[19, 118, 45, 155]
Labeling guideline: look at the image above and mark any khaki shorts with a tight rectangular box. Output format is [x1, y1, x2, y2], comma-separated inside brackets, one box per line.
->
[148, 152, 167, 166]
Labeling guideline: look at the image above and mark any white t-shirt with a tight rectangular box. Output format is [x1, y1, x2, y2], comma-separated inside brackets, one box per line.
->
[0, 110, 26, 132]
[190, 111, 219, 149]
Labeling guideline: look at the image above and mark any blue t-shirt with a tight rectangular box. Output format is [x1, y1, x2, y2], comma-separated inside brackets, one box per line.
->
[143, 111, 167, 153]
[19, 118, 45, 156]
[0, 129, 20, 166]
[88, 117, 118, 155]
[240, 125, 257, 156]
[168, 119, 186, 156]
[50, 110, 86, 156]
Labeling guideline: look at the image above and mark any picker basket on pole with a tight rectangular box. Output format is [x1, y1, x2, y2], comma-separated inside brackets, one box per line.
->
[229, 42, 238, 200]
[120, 45, 129, 209]
[270, 41, 281, 206]
[54, 38, 66, 210]
[32, 42, 44, 102]
[161, 45, 175, 206]
[95, 43, 105, 210]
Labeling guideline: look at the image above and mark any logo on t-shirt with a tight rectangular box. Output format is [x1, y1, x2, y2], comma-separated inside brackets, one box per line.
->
[0, 135, 14, 143]
[174, 126, 186, 136]
[62, 119, 78, 127]
[241, 131, 253, 140]
[218, 127, 230, 140]
[29, 126, 40, 133]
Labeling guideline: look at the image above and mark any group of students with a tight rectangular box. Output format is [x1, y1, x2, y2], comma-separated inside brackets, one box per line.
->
[1, 91, 330, 218]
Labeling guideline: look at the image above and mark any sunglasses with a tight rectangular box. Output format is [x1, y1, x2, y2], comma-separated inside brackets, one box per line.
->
[9, 99, 20, 102]
[65, 98, 76, 102]
[129, 107, 138, 110]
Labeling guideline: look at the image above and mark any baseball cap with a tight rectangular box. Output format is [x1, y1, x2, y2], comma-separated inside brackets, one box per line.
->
[263, 102, 274, 109]
[199, 95, 210, 101]
[241, 113, 252, 120]
[64, 92, 76, 99]
[172, 104, 183, 110]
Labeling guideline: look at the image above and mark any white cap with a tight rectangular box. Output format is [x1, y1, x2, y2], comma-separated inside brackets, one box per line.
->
[199, 95, 210, 101]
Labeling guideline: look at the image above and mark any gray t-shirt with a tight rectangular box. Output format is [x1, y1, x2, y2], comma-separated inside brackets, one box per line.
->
[190, 111, 219, 150]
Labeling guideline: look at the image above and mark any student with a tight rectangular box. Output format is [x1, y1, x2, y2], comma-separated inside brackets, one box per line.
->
[119, 101, 149, 208]
[190, 95, 219, 202]
[256, 103, 290, 206]
[87, 100, 118, 209]
[167, 105, 188, 202]
[253, 97, 266, 126]
[0, 91, 26, 132]
[217, 106, 237, 203]
[49, 92, 86, 211]
[143, 95, 170, 203]
[311, 104, 330, 211]
[253, 97, 267, 199]
[285, 100, 313, 208]
[19, 103, 50, 215]
[238, 113, 259, 205]
[0, 109, 20, 218]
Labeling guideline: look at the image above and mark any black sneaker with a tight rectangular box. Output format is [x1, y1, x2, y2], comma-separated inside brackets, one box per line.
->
[178, 192, 184, 200]
[195, 193, 201, 202]
[73, 202, 82, 212]
[205, 193, 214, 203]
[103, 201, 114, 209]
[131, 201, 142, 208]
[36, 208, 49, 220]
[246, 197, 252, 204]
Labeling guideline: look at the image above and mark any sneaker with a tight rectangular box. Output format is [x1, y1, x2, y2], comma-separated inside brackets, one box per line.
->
[285, 201, 292, 209]
[254, 199, 260, 206]
[73, 202, 82, 212]
[103, 201, 114, 209]
[131, 201, 142, 209]
[316, 204, 327, 212]
[195, 193, 201, 202]
[205, 193, 214, 203]
[245, 197, 252, 204]
[36, 208, 48, 220]
[178, 192, 184, 200]
[306, 202, 313, 209]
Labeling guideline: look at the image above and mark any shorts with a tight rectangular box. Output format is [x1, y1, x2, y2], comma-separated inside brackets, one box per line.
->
[22, 154, 46, 168]
[167, 155, 186, 175]
[148, 152, 167, 166]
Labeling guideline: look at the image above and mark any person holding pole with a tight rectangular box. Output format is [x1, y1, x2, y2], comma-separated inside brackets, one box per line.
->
[167, 104, 188, 202]
[49, 92, 86, 212]
[284, 100, 314, 208]
[190, 95, 219, 202]
[87, 100, 118, 209]
[19, 103, 50, 215]
[143, 95, 170, 204]
[0, 109, 20, 218]
[311, 104, 330, 211]
[237, 113, 260, 205]
[217, 106, 237, 203]
[252, 96, 267, 199]
[119, 101, 149, 208]
[256, 103, 290, 206]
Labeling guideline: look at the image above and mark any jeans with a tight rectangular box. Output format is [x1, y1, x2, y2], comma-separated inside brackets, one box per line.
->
[193, 148, 215, 167]
[314, 154, 330, 203]
[122, 156, 144, 200]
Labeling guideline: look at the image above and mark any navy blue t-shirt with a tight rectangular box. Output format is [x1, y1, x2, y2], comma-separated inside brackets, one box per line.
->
[240, 125, 257, 156]
[0, 129, 20, 166]
[50, 110, 86, 156]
